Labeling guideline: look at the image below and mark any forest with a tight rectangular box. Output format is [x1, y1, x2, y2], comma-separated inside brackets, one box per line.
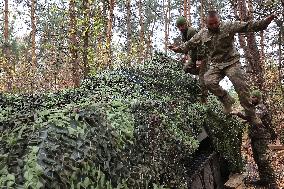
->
[0, 0, 284, 188]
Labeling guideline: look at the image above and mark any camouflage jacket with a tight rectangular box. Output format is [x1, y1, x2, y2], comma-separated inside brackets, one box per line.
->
[181, 27, 207, 63]
[182, 26, 196, 43]
[255, 103, 272, 129]
[181, 27, 197, 64]
[178, 19, 271, 69]
[239, 102, 275, 139]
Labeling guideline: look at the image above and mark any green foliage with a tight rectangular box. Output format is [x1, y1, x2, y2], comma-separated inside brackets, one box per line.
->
[23, 147, 44, 189]
[0, 53, 244, 188]
[0, 154, 15, 188]
[204, 97, 245, 172]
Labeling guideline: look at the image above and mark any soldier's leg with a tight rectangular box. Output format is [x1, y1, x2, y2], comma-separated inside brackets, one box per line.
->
[184, 66, 199, 75]
[225, 62, 259, 124]
[198, 60, 208, 103]
[251, 136, 276, 184]
[204, 67, 235, 113]
[183, 59, 199, 75]
[204, 67, 225, 96]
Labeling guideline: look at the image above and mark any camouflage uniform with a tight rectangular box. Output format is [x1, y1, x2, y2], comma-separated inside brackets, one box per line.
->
[254, 103, 274, 136]
[248, 103, 276, 184]
[237, 92, 277, 185]
[177, 18, 273, 120]
[181, 27, 198, 75]
[181, 27, 209, 101]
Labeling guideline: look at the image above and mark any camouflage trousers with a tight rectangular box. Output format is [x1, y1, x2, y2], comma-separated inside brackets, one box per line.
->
[204, 61, 256, 118]
[198, 61, 209, 102]
[183, 60, 208, 102]
[249, 125, 276, 183]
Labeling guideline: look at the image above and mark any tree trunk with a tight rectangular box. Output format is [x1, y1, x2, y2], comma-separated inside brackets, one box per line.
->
[4, 0, 9, 44]
[31, 0, 37, 92]
[83, 0, 90, 78]
[4, 0, 12, 92]
[183, 0, 187, 18]
[246, 0, 264, 90]
[259, 31, 266, 98]
[235, 0, 264, 90]
[106, 0, 115, 66]
[69, 0, 80, 87]
[138, 0, 144, 62]
[260, 31, 265, 61]
[164, 0, 169, 54]
[146, 32, 152, 58]
[167, 0, 171, 42]
[126, 0, 132, 60]
[146, 20, 156, 59]
[187, 0, 191, 26]
[279, 1, 284, 97]
[278, 23, 284, 96]
[233, 0, 249, 63]
[200, 0, 205, 28]
[233, 0, 251, 80]
[96, 4, 103, 63]
[179, 1, 182, 15]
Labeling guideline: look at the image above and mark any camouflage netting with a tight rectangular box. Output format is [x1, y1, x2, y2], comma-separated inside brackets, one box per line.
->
[0, 53, 245, 188]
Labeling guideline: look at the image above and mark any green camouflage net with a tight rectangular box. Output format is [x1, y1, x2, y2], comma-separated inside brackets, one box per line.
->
[0, 53, 244, 188]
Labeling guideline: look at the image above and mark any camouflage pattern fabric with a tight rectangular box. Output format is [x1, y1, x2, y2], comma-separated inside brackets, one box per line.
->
[181, 27, 198, 66]
[178, 19, 272, 68]
[251, 102, 276, 139]
[181, 26, 196, 42]
[248, 103, 271, 140]
[255, 104, 272, 131]
[183, 60, 208, 102]
[250, 103, 276, 183]
[177, 18, 272, 118]
[181, 27, 208, 101]
[204, 61, 256, 118]
[198, 60, 209, 101]
[181, 27, 207, 65]
[249, 128, 276, 183]
[238, 101, 276, 184]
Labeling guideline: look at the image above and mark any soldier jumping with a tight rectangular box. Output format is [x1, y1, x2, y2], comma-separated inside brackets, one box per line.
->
[168, 10, 277, 127]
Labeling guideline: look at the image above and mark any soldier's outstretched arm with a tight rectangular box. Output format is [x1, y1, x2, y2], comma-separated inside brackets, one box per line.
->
[231, 111, 249, 121]
[230, 14, 277, 33]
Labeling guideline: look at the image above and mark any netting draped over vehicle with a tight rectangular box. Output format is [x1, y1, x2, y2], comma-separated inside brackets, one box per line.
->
[0, 53, 244, 188]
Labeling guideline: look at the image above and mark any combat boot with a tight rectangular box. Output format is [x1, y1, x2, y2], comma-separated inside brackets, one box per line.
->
[219, 94, 235, 114]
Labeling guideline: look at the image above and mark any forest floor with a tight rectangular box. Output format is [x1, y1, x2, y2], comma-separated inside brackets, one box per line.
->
[242, 132, 284, 188]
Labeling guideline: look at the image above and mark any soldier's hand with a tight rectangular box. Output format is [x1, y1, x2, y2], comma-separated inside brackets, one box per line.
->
[167, 45, 175, 50]
[230, 111, 249, 121]
[172, 46, 181, 53]
[168, 45, 181, 52]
